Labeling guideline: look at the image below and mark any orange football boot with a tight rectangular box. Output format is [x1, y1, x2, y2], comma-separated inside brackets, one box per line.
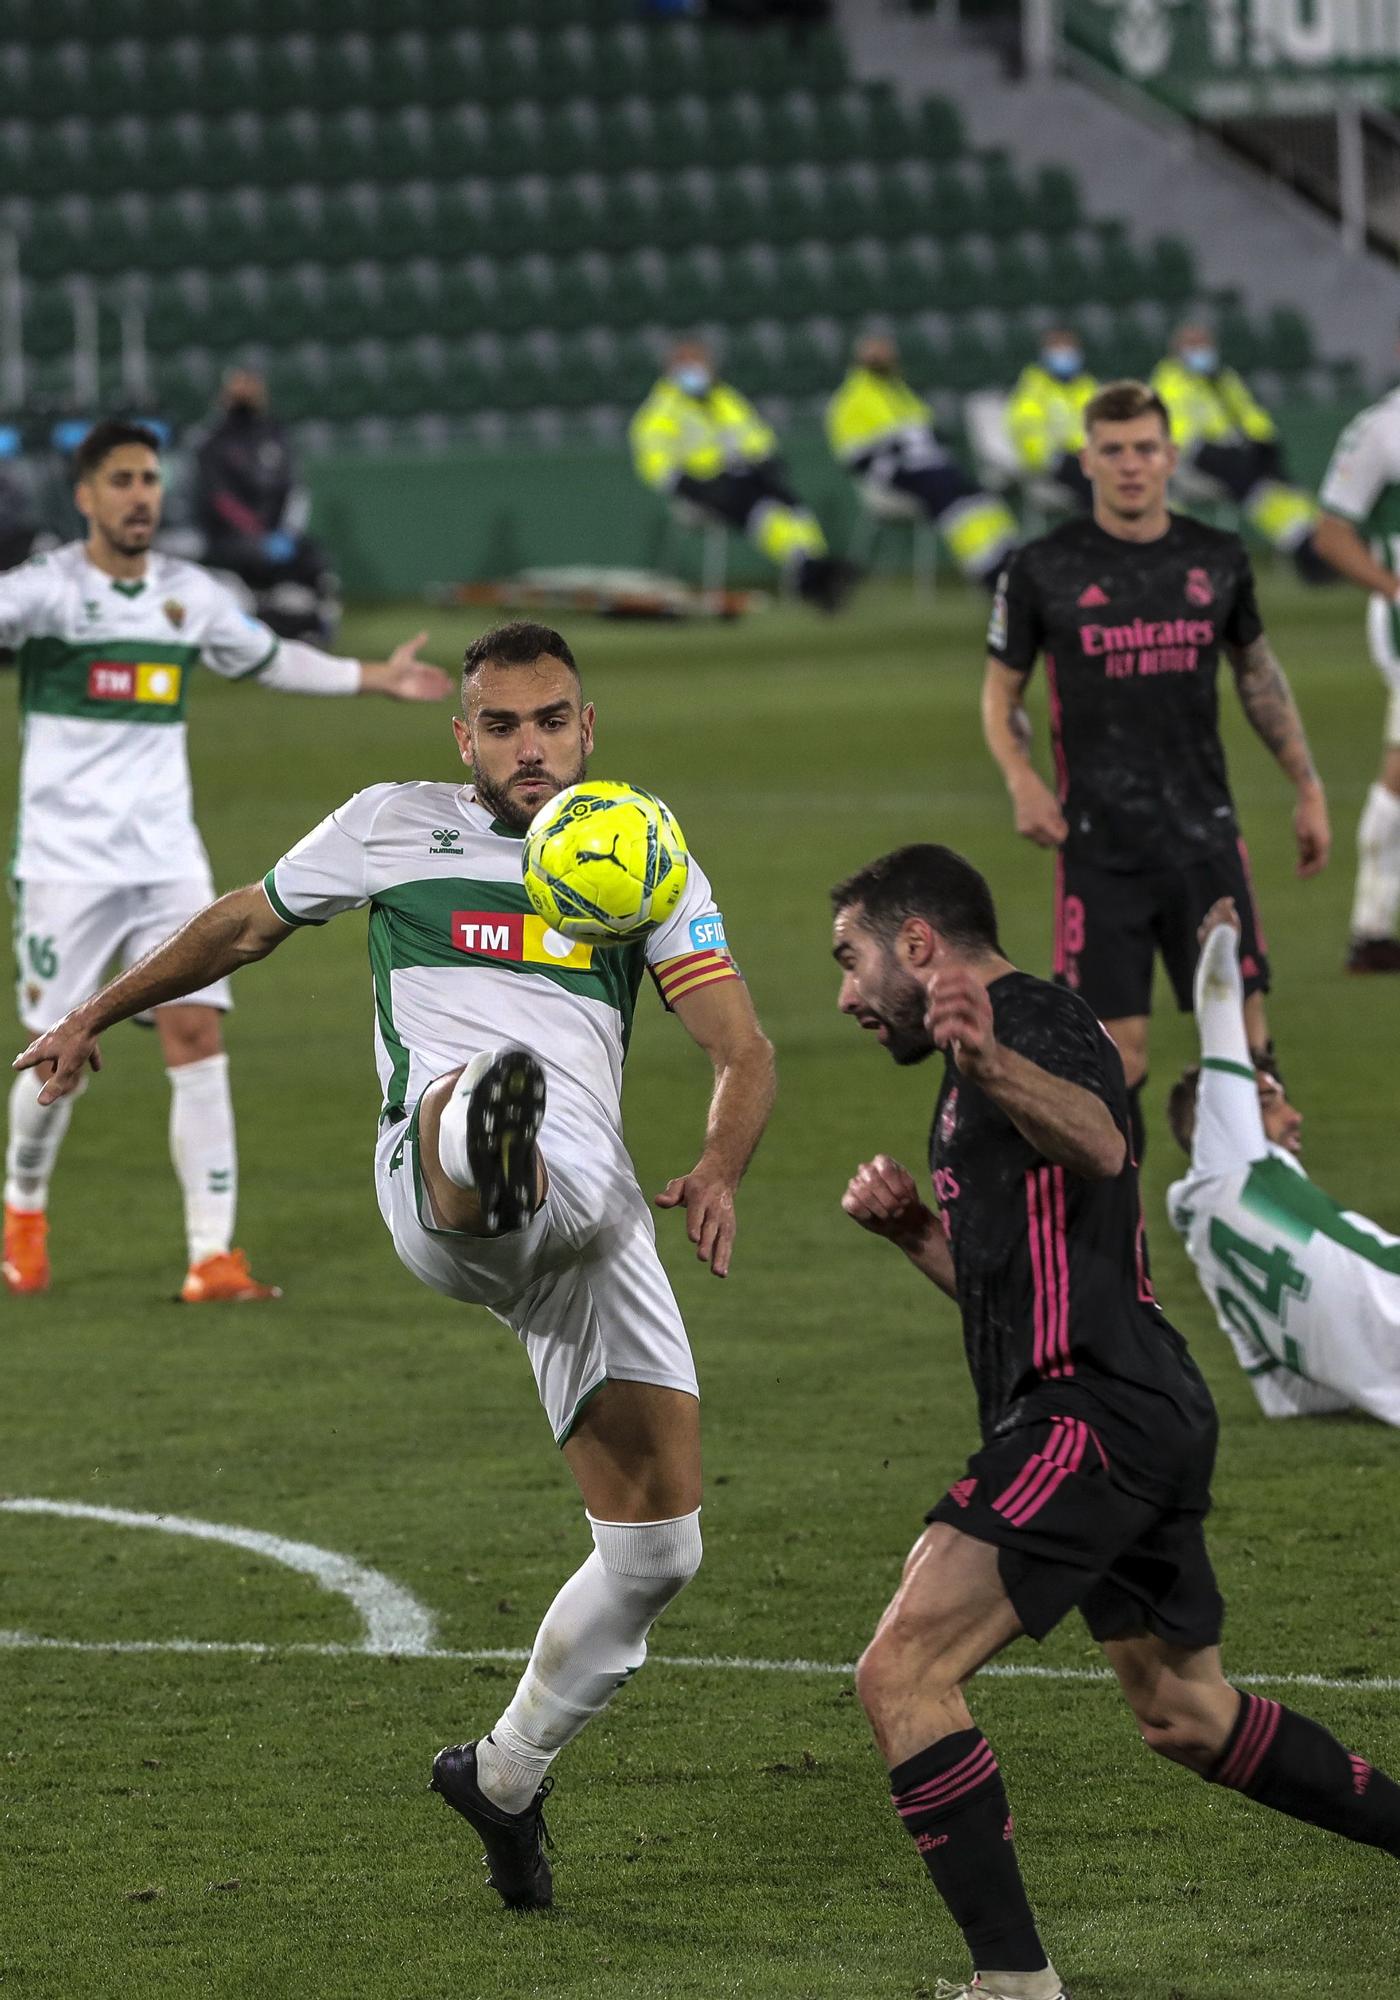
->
[3, 1205, 50, 1295]
[179, 1248, 282, 1303]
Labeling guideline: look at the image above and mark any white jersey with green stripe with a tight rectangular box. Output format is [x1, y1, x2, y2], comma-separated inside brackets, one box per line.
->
[6, 542, 280, 884]
[1320, 388, 1400, 674]
[263, 780, 739, 1136]
[1168, 1114, 1400, 1426]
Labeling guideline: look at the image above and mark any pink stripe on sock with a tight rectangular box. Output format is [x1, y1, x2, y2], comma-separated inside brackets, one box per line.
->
[1219, 1694, 1282, 1791]
[894, 1742, 998, 1817]
[1233, 1699, 1281, 1791]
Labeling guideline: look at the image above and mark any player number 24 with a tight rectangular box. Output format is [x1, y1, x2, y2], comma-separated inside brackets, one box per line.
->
[1210, 1216, 1311, 1377]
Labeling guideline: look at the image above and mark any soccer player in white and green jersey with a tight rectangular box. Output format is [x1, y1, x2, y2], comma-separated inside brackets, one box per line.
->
[14, 619, 775, 1911]
[2, 419, 450, 1301]
[1167, 899, 1400, 1425]
[1314, 363, 1400, 971]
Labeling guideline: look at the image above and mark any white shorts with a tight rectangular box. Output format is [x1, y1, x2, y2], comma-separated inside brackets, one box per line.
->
[1364, 594, 1400, 745]
[376, 1078, 699, 1444]
[12, 875, 233, 1033]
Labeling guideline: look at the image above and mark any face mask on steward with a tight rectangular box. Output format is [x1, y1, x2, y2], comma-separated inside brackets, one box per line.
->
[1042, 346, 1082, 381]
[672, 365, 712, 397]
[1182, 345, 1219, 376]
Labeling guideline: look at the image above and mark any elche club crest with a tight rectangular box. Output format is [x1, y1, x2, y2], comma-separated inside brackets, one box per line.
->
[1184, 568, 1214, 607]
[163, 597, 186, 629]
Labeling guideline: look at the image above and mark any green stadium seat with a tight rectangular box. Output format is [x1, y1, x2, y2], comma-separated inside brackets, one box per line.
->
[25, 285, 75, 362]
[918, 97, 967, 164]
[987, 239, 1037, 311]
[142, 194, 211, 276]
[864, 85, 919, 165]
[1144, 235, 1195, 305]
[657, 249, 721, 328]
[1089, 222, 1144, 306]
[928, 165, 977, 239]
[1031, 165, 1081, 234]
[317, 187, 377, 265]
[771, 243, 832, 322]
[1264, 307, 1313, 372]
[1042, 237, 1094, 311]
[431, 107, 490, 180]
[199, 38, 265, 118]
[589, 250, 659, 330]
[974, 153, 1033, 238]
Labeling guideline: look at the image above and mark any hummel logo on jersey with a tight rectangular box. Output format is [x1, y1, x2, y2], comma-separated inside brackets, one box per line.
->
[430, 827, 462, 854]
[1077, 583, 1109, 607]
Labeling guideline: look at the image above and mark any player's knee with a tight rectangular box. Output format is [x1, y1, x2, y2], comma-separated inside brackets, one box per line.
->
[855, 1614, 958, 1720]
[590, 1509, 703, 1609]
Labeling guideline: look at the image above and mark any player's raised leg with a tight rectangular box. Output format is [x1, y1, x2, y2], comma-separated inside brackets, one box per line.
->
[1105, 1630, 1400, 1854]
[431, 1380, 703, 1910]
[416, 1049, 548, 1236]
[854, 1524, 1064, 2000]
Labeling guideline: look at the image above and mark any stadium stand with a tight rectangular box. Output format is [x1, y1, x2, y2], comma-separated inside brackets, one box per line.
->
[0, 2, 1360, 457]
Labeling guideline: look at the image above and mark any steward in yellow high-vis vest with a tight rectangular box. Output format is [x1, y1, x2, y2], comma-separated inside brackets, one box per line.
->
[1152, 324, 1329, 581]
[629, 339, 856, 611]
[1006, 327, 1099, 510]
[825, 334, 1017, 586]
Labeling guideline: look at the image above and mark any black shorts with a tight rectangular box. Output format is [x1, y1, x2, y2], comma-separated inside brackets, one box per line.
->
[1052, 843, 1271, 1022]
[925, 1409, 1224, 1650]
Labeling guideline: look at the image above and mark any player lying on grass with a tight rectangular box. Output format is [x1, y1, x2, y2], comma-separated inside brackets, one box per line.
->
[834, 843, 1399, 2000]
[3, 417, 451, 1303]
[1167, 897, 1400, 1424]
[14, 619, 775, 1915]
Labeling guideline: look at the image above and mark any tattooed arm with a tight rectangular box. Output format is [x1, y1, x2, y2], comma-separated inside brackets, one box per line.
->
[1227, 633, 1331, 877]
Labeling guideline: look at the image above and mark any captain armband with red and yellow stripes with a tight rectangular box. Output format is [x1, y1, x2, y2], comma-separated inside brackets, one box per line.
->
[652, 912, 742, 1010]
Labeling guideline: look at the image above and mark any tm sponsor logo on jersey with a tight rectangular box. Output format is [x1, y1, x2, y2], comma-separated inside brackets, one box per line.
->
[1080, 615, 1215, 680]
[86, 660, 183, 704]
[451, 910, 594, 969]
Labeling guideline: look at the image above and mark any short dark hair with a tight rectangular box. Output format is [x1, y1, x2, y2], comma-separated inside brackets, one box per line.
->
[1084, 380, 1171, 438]
[1166, 1067, 1200, 1154]
[461, 621, 581, 705]
[831, 843, 1002, 955]
[72, 418, 162, 478]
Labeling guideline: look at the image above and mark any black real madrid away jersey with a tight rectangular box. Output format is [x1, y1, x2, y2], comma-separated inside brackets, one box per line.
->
[930, 971, 1215, 1495]
[988, 515, 1264, 872]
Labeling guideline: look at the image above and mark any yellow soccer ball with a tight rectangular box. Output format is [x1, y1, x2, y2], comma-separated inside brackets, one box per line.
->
[521, 780, 689, 945]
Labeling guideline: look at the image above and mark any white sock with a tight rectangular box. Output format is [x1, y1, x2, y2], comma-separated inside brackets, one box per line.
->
[435, 1052, 494, 1190]
[475, 1509, 703, 1813]
[167, 1053, 236, 1264]
[4, 1067, 85, 1211]
[1351, 783, 1400, 940]
[976, 1968, 1062, 2000]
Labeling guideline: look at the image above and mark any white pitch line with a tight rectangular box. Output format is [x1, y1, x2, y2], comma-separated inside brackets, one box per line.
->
[0, 1498, 436, 1656]
[0, 1631, 1396, 1694]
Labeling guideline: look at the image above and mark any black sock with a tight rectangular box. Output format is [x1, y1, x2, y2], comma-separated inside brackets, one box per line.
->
[1209, 1690, 1400, 1854]
[1127, 1078, 1146, 1165]
[890, 1730, 1048, 1973]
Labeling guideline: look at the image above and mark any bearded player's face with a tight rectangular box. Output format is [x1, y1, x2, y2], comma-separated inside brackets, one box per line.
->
[76, 444, 163, 558]
[453, 657, 595, 833]
[833, 907, 934, 1066]
[1082, 414, 1177, 523]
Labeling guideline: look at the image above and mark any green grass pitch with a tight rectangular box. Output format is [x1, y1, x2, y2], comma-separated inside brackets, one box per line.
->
[3, 577, 1399, 1999]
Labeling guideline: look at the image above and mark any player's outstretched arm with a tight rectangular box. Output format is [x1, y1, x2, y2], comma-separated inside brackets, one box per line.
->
[981, 658, 1067, 849]
[1226, 633, 1330, 877]
[655, 980, 776, 1279]
[14, 885, 292, 1106]
[841, 1154, 957, 1297]
[927, 968, 1126, 1180]
[353, 629, 453, 702]
[1311, 512, 1400, 600]
[1188, 898, 1270, 1177]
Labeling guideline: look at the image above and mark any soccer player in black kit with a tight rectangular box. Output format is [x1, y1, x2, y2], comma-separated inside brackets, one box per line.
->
[832, 843, 1400, 2000]
[981, 379, 1331, 1158]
